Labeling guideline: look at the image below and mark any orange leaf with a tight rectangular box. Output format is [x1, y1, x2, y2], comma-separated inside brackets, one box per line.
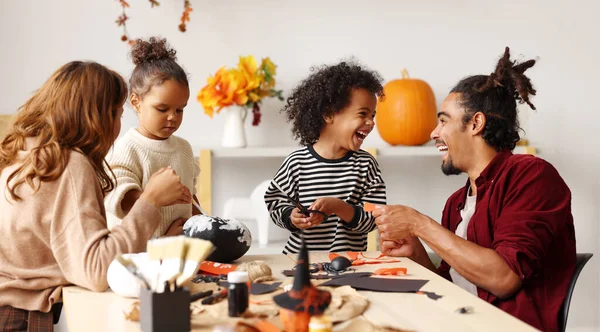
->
[328, 252, 341, 261]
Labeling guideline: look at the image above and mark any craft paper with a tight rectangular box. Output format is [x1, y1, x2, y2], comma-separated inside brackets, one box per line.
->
[320, 275, 428, 293]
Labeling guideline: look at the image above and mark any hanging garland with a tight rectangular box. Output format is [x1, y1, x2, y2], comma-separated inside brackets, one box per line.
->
[179, 1, 192, 32]
[116, 0, 193, 45]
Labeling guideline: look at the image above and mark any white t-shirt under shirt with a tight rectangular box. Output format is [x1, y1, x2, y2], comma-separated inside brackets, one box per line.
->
[104, 128, 200, 238]
[449, 193, 479, 296]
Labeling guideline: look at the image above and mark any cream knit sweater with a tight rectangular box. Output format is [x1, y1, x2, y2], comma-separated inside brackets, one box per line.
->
[104, 128, 199, 238]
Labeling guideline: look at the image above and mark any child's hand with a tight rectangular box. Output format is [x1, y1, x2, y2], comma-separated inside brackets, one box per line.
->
[307, 197, 341, 225]
[309, 197, 340, 215]
[290, 208, 312, 229]
[163, 218, 186, 237]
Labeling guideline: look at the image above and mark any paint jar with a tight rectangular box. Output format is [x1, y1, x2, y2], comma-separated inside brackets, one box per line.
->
[308, 315, 332, 332]
[227, 271, 249, 317]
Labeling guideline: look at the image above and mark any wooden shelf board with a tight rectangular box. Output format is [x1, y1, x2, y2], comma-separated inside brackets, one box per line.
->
[199, 145, 535, 158]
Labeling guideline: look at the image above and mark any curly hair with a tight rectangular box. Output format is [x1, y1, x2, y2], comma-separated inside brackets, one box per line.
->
[129, 37, 188, 98]
[451, 47, 537, 151]
[282, 60, 384, 145]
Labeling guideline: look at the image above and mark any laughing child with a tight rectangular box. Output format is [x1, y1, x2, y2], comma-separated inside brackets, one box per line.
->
[264, 60, 387, 254]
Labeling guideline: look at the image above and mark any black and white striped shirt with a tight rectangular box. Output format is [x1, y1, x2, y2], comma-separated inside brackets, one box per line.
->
[264, 145, 386, 254]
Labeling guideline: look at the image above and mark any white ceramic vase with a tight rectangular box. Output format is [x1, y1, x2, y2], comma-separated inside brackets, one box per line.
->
[221, 106, 247, 148]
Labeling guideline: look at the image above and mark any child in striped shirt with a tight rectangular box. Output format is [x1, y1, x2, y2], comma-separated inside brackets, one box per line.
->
[264, 61, 387, 254]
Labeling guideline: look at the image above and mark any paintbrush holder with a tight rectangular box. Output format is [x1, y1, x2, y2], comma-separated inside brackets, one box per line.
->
[140, 287, 190, 332]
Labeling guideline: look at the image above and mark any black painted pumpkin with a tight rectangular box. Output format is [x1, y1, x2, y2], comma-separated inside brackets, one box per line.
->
[183, 215, 252, 263]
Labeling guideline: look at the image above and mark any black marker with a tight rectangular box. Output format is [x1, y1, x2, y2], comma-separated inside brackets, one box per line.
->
[190, 290, 213, 302]
[201, 289, 228, 305]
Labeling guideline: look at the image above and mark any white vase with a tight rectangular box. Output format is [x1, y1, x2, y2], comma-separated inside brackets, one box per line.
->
[221, 106, 247, 148]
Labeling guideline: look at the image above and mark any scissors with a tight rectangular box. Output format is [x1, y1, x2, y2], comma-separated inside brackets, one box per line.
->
[271, 181, 328, 219]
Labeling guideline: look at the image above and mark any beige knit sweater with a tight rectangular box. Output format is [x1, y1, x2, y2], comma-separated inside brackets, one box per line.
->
[104, 128, 199, 238]
[0, 141, 161, 313]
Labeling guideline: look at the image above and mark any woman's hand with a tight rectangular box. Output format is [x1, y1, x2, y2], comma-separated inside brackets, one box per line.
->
[141, 167, 192, 208]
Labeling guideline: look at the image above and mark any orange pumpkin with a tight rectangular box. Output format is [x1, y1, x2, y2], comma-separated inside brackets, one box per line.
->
[279, 308, 311, 332]
[376, 69, 437, 146]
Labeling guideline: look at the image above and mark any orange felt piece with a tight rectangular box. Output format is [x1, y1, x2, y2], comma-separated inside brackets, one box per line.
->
[346, 252, 360, 260]
[364, 259, 402, 265]
[328, 252, 341, 261]
[373, 267, 407, 275]
[351, 260, 366, 266]
[360, 252, 387, 260]
[363, 202, 376, 212]
[198, 261, 237, 275]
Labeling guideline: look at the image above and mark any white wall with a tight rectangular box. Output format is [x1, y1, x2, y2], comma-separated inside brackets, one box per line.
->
[1, 0, 598, 330]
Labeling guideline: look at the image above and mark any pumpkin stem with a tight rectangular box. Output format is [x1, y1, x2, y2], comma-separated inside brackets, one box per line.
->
[401, 68, 410, 79]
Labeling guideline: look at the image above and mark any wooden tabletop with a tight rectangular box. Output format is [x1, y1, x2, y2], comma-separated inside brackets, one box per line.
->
[62, 252, 538, 332]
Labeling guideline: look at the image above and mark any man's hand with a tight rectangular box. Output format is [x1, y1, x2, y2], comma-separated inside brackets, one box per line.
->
[380, 238, 418, 257]
[373, 204, 426, 240]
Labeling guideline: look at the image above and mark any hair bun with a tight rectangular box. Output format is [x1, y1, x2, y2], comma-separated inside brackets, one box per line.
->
[482, 46, 537, 110]
[130, 37, 177, 65]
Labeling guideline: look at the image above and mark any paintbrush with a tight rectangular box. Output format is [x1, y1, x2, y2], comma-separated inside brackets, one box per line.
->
[147, 236, 186, 293]
[114, 255, 151, 289]
[192, 199, 207, 215]
[175, 238, 215, 287]
[146, 238, 163, 291]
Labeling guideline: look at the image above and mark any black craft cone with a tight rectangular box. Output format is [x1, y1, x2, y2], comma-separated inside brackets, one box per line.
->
[274, 236, 331, 314]
[291, 238, 310, 292]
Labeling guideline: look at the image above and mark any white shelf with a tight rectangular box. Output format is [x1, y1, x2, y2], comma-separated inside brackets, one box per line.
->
[377, 145, 533, 157]
[209, 147, 297, 158]
[201, 145, 534, 158]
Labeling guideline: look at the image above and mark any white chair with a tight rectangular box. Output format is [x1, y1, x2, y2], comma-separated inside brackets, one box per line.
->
[222, 180, 289, 247]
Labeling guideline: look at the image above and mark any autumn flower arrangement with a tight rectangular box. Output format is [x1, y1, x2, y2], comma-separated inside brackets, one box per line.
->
[197, 55, 284, 126]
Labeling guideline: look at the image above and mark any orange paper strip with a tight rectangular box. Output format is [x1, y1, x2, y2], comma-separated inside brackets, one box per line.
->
[373, 267, 407, 275]
[198, 261, 237, 275]
[363, 202, 376, 212]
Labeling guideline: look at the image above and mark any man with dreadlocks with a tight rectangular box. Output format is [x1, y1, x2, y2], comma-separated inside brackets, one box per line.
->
[372, 47, 576, 332]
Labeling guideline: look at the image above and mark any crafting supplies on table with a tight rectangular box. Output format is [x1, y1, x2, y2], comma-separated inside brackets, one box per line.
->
[111, 236, 215, 332]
